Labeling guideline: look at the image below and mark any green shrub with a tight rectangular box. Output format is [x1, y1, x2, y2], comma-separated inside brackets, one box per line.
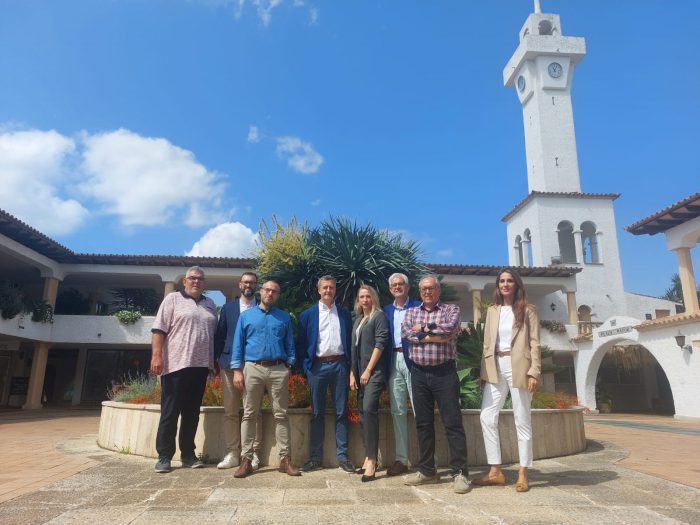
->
[114, 309, 142, 324]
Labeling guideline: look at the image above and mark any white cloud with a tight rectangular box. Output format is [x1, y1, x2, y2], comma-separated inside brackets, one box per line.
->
[0, 129, 88, 235]
[186, 222, 259, 257]
[310, 198, 321, 206]
[247, 125, 260, 143]
[254, 0, 282, 26]
[231, 0, 318, 26]
[436, 249, 454, 258]
[81, 129, 226, 227]
[276, 135, 323, 174]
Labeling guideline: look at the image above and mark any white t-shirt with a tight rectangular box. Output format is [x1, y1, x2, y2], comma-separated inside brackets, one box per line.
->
[497, 306, 514, 353]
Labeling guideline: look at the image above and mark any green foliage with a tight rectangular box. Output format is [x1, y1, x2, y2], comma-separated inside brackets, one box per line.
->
[256, 216, 429, 310]
[110, 375, 160, 403]
[539, 345, 563, 375]
[0, 281, 26, 320]
[662, 273, 700, 314]
[54, 288, 91, 315]
[456, 322, 485, 409]
[110, 288, 159, 315]
[30, 300, 54, 323]
[540, 319, 567, 333]
[114, 309, 142, 325]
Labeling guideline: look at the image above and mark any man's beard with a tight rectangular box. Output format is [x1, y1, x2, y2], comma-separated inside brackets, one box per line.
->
[241, 288, 255, 298]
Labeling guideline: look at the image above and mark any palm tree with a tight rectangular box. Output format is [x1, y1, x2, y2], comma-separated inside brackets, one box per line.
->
[255, 216, 429, 310]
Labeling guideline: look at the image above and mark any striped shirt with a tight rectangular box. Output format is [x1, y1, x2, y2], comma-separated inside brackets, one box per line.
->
[401, 302, 460, 366]
[152, 291, 217, 375]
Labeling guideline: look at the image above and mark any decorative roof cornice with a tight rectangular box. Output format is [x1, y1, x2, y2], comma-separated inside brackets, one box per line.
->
[625, 192, 700, 236]
[634, 311, 700, 331]
[501, 191, 621, 222]
[427, 263, 581, 278]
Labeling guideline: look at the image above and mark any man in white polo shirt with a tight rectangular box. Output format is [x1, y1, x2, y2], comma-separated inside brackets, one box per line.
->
[150, 265, 217, 473]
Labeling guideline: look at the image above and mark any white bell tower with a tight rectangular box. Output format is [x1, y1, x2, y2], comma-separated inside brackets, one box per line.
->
[501, 3, 628, 323]
[503, 3, 586, 192]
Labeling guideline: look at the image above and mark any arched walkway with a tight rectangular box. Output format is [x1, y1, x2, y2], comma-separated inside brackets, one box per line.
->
[574, 316, 691, 416]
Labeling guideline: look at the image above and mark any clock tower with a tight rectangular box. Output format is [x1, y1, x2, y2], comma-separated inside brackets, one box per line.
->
[503, 5, 586, 193]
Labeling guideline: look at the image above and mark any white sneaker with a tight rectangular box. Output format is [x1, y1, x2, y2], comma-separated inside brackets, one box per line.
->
[453, 471, 471, 494]
[251, 452, 260, 471]
[217, 452, 239, 470]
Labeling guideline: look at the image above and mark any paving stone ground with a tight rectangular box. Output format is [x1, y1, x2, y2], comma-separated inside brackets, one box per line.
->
[1, 409, 699, 524]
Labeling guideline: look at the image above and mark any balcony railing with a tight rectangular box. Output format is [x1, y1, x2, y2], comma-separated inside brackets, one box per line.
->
[578, 321, 603, 335]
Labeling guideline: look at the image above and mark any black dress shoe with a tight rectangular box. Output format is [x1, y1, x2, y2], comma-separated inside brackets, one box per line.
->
[354, 467, 365, 475]
[300, 459, 323, 472]
[361, 472, 376, 482]
[338, 460, 355, 473]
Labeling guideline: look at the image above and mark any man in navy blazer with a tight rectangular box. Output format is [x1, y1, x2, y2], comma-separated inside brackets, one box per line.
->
[297, 275, 355, 473]
[213, 272, 262, 470]
[383, 272, 422, 476]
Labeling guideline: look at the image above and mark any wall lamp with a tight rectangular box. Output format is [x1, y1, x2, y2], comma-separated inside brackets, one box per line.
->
[675, 331, 693, 353]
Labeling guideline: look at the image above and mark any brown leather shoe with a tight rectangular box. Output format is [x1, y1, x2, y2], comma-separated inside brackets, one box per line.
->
[471, 472, 506, 486]
[233, 456, 253, 478]
[278, 456, 301, 476]
[386, 461, 408, 477]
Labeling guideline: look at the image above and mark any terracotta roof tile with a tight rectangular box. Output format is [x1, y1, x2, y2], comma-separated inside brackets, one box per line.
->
[625, 192, 700, 236]
[501, 191, 620, 222]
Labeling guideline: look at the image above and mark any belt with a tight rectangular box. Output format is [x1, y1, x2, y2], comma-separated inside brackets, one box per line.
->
[318, 354, 345, 363]
[496, 351, 511, 357]
[250, 359, 285, 366]
[394, 347, 404, 352]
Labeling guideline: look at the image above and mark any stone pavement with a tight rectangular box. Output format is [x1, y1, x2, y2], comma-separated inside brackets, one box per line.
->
[1, 409, 699, 524]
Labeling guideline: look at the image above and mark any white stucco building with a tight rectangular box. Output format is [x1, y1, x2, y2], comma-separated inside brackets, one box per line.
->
[501, 4, 695, 418]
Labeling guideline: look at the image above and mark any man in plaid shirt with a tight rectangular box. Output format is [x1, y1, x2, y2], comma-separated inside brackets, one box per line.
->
[401, 275, 470, 494]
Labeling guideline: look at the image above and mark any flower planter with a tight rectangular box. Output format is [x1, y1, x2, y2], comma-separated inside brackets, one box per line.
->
[98, 401, 586, 467]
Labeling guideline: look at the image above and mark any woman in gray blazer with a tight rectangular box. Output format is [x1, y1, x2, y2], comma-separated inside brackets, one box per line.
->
[350, 284, 389, 482]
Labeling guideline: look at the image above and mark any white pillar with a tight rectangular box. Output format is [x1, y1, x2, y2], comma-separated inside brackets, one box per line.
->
[595, 231, 604, 263]
[566, 291, 578, 326]
[164, 281, 176, 296]
[676, 247, 699, 314]
[573, 230, 584, 264]
[471, 289, 482, 324]
[521, 239, 531, 267]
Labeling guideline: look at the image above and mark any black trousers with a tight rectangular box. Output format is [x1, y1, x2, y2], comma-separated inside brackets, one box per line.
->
[358, 371, 385, 461]
[156, 366, 208, 460]
[410, 360, 468, 476]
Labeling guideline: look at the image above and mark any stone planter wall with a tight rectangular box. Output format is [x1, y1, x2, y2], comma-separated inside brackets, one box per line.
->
[99, 401, 586, 467]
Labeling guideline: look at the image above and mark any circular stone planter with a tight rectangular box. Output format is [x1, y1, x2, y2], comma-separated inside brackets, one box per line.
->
[98, 401, 586, 467]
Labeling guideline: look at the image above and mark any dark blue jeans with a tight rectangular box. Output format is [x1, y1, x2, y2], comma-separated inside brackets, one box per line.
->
[156, 366, 208, 460]
[411, 360, 468, 476]
[307, 359, 349, 462]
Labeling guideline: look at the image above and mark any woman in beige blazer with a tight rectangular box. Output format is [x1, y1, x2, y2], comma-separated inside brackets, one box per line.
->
[473, 268, 540, 492]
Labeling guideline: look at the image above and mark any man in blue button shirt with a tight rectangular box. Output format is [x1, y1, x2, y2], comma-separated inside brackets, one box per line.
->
[231, 280, 301, 478]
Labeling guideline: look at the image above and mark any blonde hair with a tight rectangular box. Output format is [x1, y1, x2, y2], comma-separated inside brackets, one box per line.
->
[354, 285, 381, 318]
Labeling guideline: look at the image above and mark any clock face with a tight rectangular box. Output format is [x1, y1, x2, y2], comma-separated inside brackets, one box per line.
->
[517, 75, 526, 92]
[548, 62, 563, 78]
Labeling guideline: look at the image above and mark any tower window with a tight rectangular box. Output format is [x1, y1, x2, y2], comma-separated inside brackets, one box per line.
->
[557, 221, 577, 263]
[581, 221, 601, 264]
[514, 235, 524, 266]
[538, 20, 553, 35]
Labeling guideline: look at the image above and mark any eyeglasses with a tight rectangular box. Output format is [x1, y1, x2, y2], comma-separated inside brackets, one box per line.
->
[262, 287, 280, 295]
[390, 282, 407, 288]
[420, 286, 437, 292]
[240, 281, 257, 286]
[186, 276, 205, 282]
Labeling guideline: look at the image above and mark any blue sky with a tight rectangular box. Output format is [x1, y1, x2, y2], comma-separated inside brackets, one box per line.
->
[0, 0, 698, 298]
